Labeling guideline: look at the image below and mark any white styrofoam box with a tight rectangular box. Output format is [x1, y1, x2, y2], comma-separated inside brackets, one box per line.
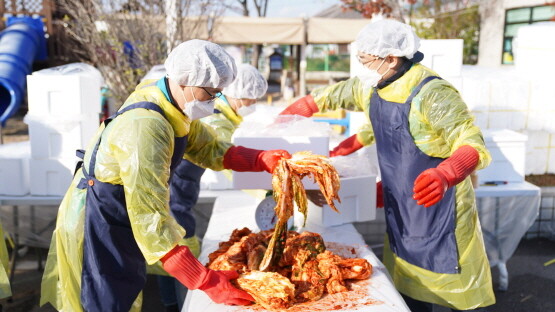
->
[200, 169, 233, 190]
[489, 77, 529, 110]
[27, 65, 102, 116]
[231, 136, 329, 189]
[460, 74, 491, 112]
[487, 111, 526, 130]
[523, 130, 550, 175]
[348, 111, 367, 136]
[513, 22, 555, 76]
[30, 158, 77, 196]
[304, 175, 376, 227]
[0, 141, 30, 195]
[419, 39, 463, 77]
[471, 111, 488, 130]
[26, 113, 99, 159]
[477, 129, 528, 184]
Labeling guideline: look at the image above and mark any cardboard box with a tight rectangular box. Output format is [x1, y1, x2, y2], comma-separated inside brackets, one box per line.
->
[477, 129, 527, 184]
[304, 175, 376, 227]
[0, 141, 30, 195]
[29, 158, 77, 196]
[231, 136, 329, 189]
[27, 73, 101, 116]
[27, 114, 99, 159]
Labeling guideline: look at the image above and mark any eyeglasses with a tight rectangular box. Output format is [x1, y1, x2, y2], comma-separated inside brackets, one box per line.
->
[201, 87, 222, 100]
[357, 54, 383, 67]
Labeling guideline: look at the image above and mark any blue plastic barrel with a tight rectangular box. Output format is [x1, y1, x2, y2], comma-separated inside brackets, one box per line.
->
[0, 21, 41, 126]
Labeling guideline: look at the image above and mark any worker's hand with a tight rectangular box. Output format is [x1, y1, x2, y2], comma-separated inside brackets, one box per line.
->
[223, 146, 291, 173]
[258, 149, 291, 173]
[330, 134, 364, 157]
[198, 270, 254, 306]
[413, 145, 479, 208]
[161, 246, 253, 305]
[279, 95, 319, 117]
[376, 181, 384, 208]
[413, 168, 450, 207]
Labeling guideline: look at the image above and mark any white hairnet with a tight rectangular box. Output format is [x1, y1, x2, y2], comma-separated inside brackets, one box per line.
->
[164, 39, 237, 88]
[354, 19, 420, 59]
[223, 64, 268, 99]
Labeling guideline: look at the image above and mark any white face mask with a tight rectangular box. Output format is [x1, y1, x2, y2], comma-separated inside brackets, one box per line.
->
[356, 58, 388, 89]
[182, 87, 215, 120]
[357, 69, 383, 89]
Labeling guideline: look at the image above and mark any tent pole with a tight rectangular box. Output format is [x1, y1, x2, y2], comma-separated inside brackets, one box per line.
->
[300, 17, 308, 96]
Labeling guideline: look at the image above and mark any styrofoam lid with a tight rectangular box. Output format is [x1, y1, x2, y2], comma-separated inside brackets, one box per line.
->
[0, 141, 31, 158]
[513, 22, 555, 49]
[482, 129, 528, 142]
[33, 62, 104, 86]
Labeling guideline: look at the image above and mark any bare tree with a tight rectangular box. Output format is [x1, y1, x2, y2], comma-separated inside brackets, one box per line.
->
[340, 0, 429, 21]
[56, 0, 220, 104]
[234, 0, 269, 68]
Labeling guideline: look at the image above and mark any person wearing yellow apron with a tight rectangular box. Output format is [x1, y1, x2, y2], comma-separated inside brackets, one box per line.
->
[158, 63, 268, 311]
[40, 40, 290, 312]
[279, 20, 495, 311]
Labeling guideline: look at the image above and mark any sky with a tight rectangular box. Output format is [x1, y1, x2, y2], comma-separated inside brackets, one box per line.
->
[228, 0, 340, 18]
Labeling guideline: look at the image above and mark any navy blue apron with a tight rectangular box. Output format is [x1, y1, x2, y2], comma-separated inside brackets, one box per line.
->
[370, 76, 459, 274]
[76, 101, 187, 311]
[169, 159, 205, 237]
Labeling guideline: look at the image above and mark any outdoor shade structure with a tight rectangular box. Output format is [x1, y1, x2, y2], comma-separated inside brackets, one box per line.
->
[209, 16, 372, 95]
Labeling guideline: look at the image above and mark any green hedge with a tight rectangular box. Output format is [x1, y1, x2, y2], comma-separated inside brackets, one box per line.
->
[283, 55, 351, 72]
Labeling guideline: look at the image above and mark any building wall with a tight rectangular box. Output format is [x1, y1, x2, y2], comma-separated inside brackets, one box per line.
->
[478, 0, 550, 66]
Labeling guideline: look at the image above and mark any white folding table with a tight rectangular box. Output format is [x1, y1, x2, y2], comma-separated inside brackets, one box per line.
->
[474, 181, 541, 290]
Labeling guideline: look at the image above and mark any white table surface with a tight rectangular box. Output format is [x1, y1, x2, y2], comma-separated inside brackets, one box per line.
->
[183, 191, 409, 312]
[474, 181, 541, 290]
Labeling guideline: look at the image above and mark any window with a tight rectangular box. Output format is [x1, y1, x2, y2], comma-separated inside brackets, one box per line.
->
[502, 5, 555, 64]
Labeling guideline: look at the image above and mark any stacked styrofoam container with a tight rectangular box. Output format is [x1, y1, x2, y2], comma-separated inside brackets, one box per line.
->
[304, 175, 377, 227]
[418, 39, 464, 91]
[25, 63, 102, 195]
[513, 22, 555, 77]
[0, 141, 31, 195]
[477, 129, 528, 185]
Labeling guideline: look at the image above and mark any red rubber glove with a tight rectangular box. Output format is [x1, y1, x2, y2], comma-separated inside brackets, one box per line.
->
[330, 134, 364, 157]
[161, 245, 254, 305]
[376, 181, 384, 208]
[413, 145, 479, 207]
[223, 145, 292, 173]
[279, 95, 319, 117]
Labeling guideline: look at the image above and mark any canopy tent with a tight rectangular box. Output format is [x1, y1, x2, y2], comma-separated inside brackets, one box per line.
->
[209, 16, 371, 45]
[207, 16, 371, 95]
[210, 17, 305, 45]
[307, 17, 371, 44]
